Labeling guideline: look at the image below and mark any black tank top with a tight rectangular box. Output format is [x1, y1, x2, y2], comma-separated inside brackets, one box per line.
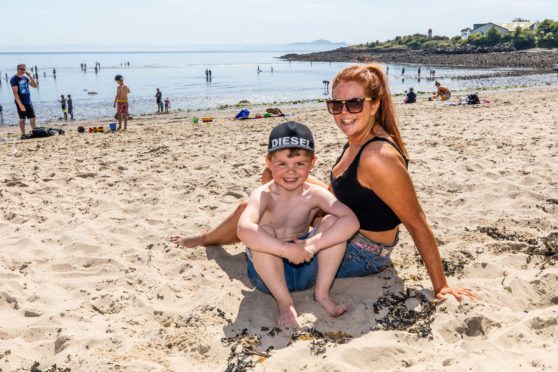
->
[331, 137, 409, 232]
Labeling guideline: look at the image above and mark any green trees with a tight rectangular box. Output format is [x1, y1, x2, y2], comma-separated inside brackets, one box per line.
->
[466, 27, 504, 46]
[535, 19, 558, 48]
[360, 19, 558, 50]
[512, 27, 536, 49]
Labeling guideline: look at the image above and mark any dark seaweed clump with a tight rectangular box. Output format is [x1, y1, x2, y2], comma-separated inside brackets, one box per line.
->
[290, 327, 352, 356]
[373, 289, 436, 339]
[442, 249, 475, 277]
[475, 226, 557, 267]
[222, 328, 268, 372]
[30, 362, 71, 372]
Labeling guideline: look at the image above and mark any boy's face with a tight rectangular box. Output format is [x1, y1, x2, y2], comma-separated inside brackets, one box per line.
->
[116, 79, 123, 85]
[265, 149, 316, 192]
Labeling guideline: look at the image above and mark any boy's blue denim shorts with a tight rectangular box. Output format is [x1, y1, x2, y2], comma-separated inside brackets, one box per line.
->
[246, 229, 318, 294]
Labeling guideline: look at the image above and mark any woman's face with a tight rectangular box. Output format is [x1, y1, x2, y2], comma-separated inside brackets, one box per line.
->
[331, 80, 378, 138]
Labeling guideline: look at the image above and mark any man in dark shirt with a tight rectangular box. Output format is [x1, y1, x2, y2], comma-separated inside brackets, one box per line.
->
[67, 94, 74, 120]
[155, 88, 163, 113]
[404, 87, 417, 104]
[10, 64, 38, 136]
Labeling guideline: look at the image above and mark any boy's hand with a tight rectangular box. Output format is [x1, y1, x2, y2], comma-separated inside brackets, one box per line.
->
[292, 239, 315, 263]
[283, 242, 308, 265]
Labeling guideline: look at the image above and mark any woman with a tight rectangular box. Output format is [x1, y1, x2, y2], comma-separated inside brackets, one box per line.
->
[171, 64, 476, 302]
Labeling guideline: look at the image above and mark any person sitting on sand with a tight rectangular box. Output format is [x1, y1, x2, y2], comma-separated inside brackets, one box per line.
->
[173, 121, 359, 327]
[404, 87, 416, 104]
[433, 81, 451, 101]
[113, 74, 130, 130]
[171, 64, 476, 305]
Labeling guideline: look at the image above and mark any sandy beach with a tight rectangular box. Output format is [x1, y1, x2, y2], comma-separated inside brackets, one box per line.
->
[1, 86, 557, 371]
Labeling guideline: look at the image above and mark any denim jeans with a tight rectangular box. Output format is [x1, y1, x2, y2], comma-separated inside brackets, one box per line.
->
[336, 232, 398, 278]
[246, 229, 317, 294]
[246, 230, 398, 293]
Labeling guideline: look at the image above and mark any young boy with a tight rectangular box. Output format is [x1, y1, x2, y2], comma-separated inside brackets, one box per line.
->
[164, 97, 170, 113]
[236, 121, 359, 326]
[113, 74, 130, 130]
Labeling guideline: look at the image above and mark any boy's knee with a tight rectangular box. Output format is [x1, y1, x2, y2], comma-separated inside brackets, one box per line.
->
[318, 214, 338, 230]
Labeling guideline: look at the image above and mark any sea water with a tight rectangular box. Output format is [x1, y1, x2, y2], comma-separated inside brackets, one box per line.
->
[1, 45, 556, 125]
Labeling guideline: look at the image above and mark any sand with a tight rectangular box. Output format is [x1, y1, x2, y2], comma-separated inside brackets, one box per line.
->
[0, 87, 557, 371]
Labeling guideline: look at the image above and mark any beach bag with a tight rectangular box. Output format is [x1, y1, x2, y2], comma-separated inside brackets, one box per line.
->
[466, 94, 480, 105]
[266, 108, 284, 116]
[234, 108, 250, 119]
[30, 127, 60, 138]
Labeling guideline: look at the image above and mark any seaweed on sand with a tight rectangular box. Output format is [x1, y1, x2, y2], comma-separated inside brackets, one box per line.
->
[373, 288, 436, 339]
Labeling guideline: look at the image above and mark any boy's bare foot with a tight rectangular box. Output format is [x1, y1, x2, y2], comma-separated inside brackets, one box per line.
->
[277, 304, 300, 327]
[314, 295, 349, 318]
[169, 234, 205, 248]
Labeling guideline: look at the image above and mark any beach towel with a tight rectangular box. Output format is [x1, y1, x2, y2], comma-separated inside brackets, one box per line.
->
[234, 109, 250, 119]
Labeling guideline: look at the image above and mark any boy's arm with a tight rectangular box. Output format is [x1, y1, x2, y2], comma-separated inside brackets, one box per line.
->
[303, 186, 359, 254]
[114, 87, 118, 107]
[237, 188, 290, 258]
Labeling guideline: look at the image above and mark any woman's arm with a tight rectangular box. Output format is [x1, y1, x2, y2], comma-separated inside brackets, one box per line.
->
[359, 147, 477, 301]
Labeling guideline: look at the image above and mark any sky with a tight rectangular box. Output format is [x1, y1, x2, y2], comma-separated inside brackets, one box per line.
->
[0, 0, 556, 49]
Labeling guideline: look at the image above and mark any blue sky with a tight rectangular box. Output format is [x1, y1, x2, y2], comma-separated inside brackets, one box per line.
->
[1, 0, 555, 47]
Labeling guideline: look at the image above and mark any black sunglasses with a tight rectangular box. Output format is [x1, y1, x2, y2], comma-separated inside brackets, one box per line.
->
[326, 97, 373, 115]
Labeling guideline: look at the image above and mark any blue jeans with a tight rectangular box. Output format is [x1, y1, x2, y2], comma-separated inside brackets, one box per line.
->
[246, 231, 397, 293]
[246, 229, 318, 294]
[336, 232, 397, 278]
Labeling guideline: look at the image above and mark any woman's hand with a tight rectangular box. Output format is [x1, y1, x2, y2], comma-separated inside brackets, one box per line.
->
[435, 285, 478, 302]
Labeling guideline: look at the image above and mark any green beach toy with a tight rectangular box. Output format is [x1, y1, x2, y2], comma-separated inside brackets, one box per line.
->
[192, 117, 199, 123]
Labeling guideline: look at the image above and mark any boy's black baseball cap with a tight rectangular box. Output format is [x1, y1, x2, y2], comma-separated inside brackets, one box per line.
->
[114, 74, 123, 81]
[268, 121, 314, 153]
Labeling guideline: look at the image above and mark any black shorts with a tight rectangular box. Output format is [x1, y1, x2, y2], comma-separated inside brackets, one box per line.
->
[16, 103, 36, 120]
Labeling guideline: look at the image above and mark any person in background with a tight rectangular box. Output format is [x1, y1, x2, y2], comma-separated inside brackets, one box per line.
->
[433, 81, 451, 101]
[155, 88, 163, 113]
[59, 94, 68, 120]
[113, 74, 130, 130]
[10, 64, 38, 137]
[164, 97, 170, 113]
[67, 94, 74, 120]
[404, 87, 417, 104]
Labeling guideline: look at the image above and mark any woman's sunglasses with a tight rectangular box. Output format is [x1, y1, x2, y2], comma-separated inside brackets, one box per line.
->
[326, 97, 373, 115]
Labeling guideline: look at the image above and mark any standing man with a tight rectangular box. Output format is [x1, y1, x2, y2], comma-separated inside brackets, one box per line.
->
[155, 88, 163, 113]
[67, 94, 74, 120]
[10, 64, 37, 137]
[113, 74, 130, 130]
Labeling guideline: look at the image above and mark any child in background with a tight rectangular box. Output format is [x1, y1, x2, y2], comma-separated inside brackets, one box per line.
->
[164, 97, 170, 113]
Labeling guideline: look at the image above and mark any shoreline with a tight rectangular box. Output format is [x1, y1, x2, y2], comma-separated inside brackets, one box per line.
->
[1, 83, 557, 135]
[281, 47, 558, 70]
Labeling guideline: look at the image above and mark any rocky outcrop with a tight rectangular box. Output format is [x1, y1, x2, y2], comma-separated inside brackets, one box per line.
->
[282, 47, 558, 70]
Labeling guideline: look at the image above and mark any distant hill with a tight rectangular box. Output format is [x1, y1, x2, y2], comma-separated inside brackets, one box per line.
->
[288, 39, 347, 47]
